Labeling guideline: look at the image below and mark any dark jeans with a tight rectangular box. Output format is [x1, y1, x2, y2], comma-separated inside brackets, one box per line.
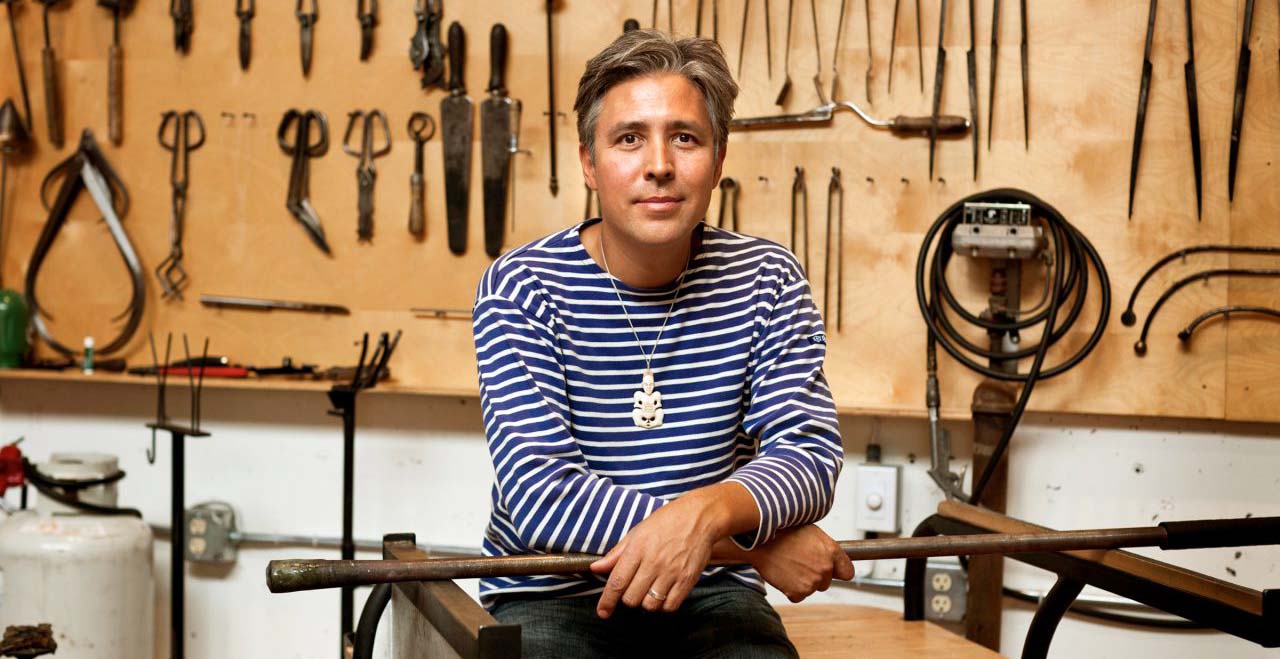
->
[489, 577, 799, 659]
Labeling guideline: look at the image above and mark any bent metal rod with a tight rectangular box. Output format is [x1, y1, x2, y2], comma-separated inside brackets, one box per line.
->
[266, 515, 1278, 594]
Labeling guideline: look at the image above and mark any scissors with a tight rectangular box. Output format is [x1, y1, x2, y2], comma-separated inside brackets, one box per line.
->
[156, 110, 205, 300]
[277, 109, 331, 255]
[342, 109, 391, 242]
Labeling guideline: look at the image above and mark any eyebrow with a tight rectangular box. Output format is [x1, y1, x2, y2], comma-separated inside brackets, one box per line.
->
[605, 120, 707, 137]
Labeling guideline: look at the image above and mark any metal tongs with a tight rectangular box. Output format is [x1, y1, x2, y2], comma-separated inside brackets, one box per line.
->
[731, 99, 970, 137]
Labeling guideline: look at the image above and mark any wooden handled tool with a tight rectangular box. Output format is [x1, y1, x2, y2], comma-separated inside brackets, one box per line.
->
[266, 515, 1279, 594]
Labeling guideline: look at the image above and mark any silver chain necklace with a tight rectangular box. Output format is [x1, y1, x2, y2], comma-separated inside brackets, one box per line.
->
[599, 228, 690, 429]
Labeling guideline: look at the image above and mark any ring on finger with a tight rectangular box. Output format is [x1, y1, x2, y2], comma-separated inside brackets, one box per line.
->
[646, 588, 667, 602]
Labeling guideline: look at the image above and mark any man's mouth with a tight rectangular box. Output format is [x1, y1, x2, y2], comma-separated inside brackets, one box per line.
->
[638, 196, 683, 210]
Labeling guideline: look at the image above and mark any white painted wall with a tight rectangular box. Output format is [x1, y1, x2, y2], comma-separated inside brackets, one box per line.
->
[1, 378, 1276, 659]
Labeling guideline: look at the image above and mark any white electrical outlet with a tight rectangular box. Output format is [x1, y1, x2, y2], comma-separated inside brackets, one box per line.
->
[854, 463, 900, 533]
[925, 564, 967, 622]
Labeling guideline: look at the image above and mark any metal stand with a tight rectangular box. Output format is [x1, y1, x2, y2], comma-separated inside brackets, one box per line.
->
[327, 330, 401, 657]
[144, 333, 210, 659]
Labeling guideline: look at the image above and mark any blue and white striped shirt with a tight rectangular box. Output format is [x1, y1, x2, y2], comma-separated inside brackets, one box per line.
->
[472, 219, 843, 607]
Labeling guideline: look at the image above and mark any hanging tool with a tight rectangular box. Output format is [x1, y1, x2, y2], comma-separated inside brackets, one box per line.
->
[713, 0, 719, 42]
[697, 0, 703, 35]
[410, 0, 445, 90]
[716, 177, 739, 231]
[824, 167, 842, 332]
[98, 0, 134, 146]
[1228, 0, 1255, 203]
[171, 0, 192, 53]
[863, 0, 873, 103]
[775, 0, 794, 104]
[1121, 244, 1280, 326]
[791, 166, 808, 275]
[1179, 306, 1280, 344]
[481, 23, 521, 259]
[809, 0, 825, 103]
[1183, 0, 1202, 219]
[915, 0, 923, 93]
[1127, 0, 1157, 219]
[0, 100, 31, 336]
[200, 294, 350, 315]
[737, 0, 750, 78]
[277, 109, 332, 255]
[831, 0, 848, 101]
[985, 0, 998, 148]
[442, 21, 472, 256]
[651, 0, 673, 31]
[27, 130, 143, 357]
[1019, 0, 1028, 149]
[2, 0, 32, 142]
[965, 0, 978, 179]
[733, 98, 968, 135]
[296, 0, 317, 77]
[407, 111, 435, 239]
[267, 509, 1280, 594]
[342, 109, 392, 243]
[544, 0, 559, 196]
[1133, 268, 1280, 355]
[156, 110, 205, 300]
[36, 0, 67, 148]
[927, 0, 948, 180]
[765, 0, 773, 79]
[235, 0, 253, 70]
[357, 0, 376, 60]
[888, 0, 899, 92]
[624, 17, 640, 32]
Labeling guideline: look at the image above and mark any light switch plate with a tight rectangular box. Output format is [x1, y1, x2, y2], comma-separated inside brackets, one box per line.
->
[854, 463, 900, 534]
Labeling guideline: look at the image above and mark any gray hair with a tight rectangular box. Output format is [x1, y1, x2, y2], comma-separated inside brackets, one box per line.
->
[574, 30, 739, 160]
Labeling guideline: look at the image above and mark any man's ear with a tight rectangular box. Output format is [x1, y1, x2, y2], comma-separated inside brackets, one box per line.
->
[712, 140, 728, 182]
[579, 143, 597, 190]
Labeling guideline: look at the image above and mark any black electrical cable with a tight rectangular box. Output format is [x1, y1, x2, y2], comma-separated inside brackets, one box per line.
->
[21, 458, 141, 517]
[1133, 269, 1280, 355]
[1121, 245, 1280, 327]
[1178, 305, 1280, 343]
[915, 189, 1110, 505]
[1001, 586, 1207, 630]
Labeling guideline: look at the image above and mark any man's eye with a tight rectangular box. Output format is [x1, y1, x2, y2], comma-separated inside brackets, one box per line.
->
[676, 133, 694, 143]
[621, 134, 638, 145]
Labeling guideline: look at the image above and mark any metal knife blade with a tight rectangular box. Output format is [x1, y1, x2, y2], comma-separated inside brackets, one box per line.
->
[481, 24, 513, 259]
[441, 21, 472, 255]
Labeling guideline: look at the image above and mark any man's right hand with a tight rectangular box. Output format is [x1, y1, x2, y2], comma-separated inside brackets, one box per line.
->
[747, 525, 854, 602]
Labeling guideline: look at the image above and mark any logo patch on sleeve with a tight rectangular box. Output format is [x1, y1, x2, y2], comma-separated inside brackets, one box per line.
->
[809, 333, 826, 345]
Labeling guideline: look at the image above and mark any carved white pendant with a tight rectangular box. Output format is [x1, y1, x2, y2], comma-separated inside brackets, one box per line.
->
[631, 368, 664, 429]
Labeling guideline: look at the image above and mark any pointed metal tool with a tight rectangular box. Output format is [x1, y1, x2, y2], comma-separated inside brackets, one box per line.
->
[97, 0, 135, 146]
[481, 23, 520, 258]
[1127, 0, 1157, 219]
[1228, 0, 1255, 203]
[2, 0, 33, 141]
[831, 0, 848, 102]
[737, 0, 750, 78]
[36, 0, 67, 148]
[765, 0, 773, 79]
[928, 0, 948, 180]
[236, 0, 254, 71]
[810, 0, 826, 103]
[441, 22, 473, 255]
[1019, 0, 1028, 149]
[986, 0, 999, 149]
[889, 0, 900, 93]
[296, 0, 317, 77]
[965, 0, 978, 179]
[775, 0, 794, 105]
[915, 0, 923, 93]
[863, 0, 873, 103]
[1183, 0, 1202, 219]
[544, 0, 559, 196]
[170, 0, 193, 53]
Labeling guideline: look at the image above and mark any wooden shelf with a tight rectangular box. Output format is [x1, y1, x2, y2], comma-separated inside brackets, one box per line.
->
[0, 368, 476, 399]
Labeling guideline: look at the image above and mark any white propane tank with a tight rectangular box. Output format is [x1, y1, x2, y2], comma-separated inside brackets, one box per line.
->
[0, 453, 154, 659]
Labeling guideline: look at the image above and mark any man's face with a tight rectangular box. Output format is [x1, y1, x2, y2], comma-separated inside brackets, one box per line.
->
[580, 73, 726, 249]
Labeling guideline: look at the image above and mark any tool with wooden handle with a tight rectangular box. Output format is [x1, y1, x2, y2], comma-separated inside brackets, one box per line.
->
[480, 23, 518, 258]
[37, 0, 66, 148]
[441, 21, 472, 255]
[266, 514, 1280, 593]
[732, 100, 969, 137]
[97, 0, 133, 146]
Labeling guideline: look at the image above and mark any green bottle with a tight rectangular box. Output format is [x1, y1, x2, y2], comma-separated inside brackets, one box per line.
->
[0, 288, 28, 368]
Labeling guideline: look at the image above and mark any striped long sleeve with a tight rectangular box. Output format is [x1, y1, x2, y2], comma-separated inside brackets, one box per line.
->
[724, 263, 842, 550]
[472, 221, 843, 606]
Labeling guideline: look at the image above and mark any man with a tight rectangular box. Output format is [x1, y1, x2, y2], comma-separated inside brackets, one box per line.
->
[471, 30, 851, 658]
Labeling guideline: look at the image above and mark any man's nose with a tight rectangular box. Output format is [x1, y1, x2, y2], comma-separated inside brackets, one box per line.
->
[643, 142, 674, 181]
